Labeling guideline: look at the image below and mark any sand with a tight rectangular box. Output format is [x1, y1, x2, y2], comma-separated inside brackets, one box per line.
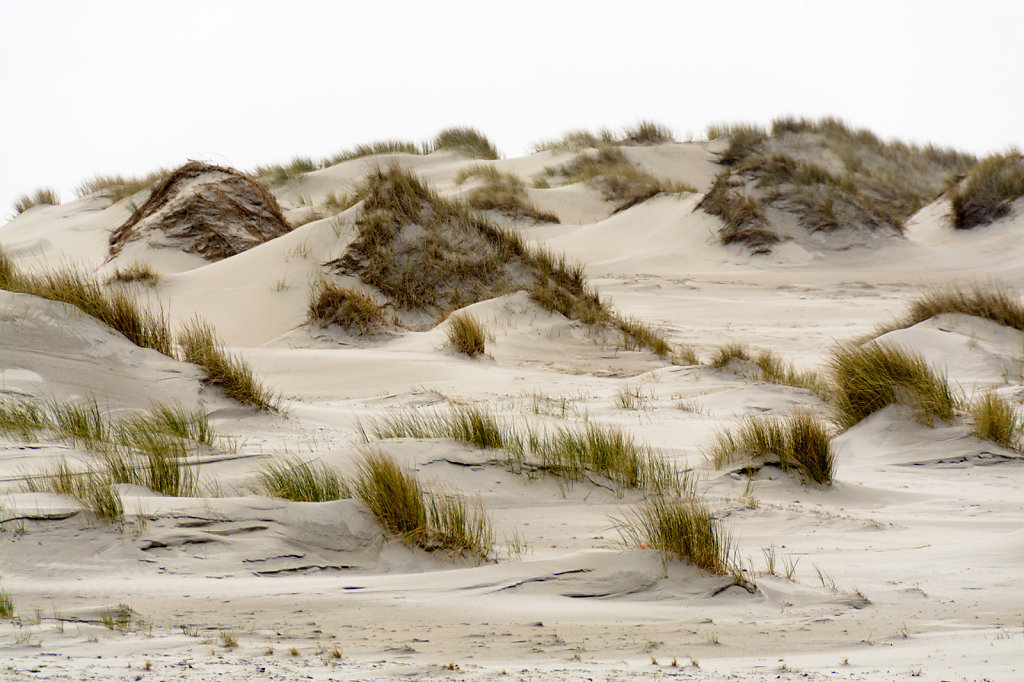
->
[1, 142, 1022, 680]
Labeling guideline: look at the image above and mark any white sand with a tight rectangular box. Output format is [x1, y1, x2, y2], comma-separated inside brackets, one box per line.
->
[2, 145, 1022, 680]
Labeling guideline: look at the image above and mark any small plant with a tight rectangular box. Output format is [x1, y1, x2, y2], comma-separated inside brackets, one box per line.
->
[445, 313, 487, 356]
[177, 317, 277, 410]
[706, 410, 835, 485]
[706, 123, 767, 165]
[105, 262, 160, 286]
[951, 150, 1024, 229]
[698, 172, 779, 252]
[253, 457, 350, 502]
[710, 342, 749, 368]
[76, 169, 168, 202]
[454, 166, 559, 223]
[0, 588, 14, 618]
[327, 139, 420, 166]
[12, 187, 61, 214]
[828, 341, 957, 429]
[100, 604, 134, 631]
[430, 127, 499, 160]
[615, 494, 730, 574]
[307, 280, 384, 333]
[615, 385, 651, 410]
[220, 631, 238, 648]
[970, 390, 1021, 450]
[621, 120, 673, 145]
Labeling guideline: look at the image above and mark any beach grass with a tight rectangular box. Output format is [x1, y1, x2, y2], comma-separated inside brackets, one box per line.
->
[253, 456, 350, 502]
[13, 187, 61, 214]
[615, 494, 729, 574]
[105, 262, 160, 286]
[445, 313, 488, 356]
[969, 390, 1021, 450]
[429, 127, 499, 160]
[177, 318, 276, 410]
[308, 280, 384, 333]
[874, 282, 1024, 336]
[951, 150, 1024, 229]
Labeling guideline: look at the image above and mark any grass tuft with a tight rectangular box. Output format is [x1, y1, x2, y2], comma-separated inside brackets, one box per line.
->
[253, 457, 350, 502]
[454, 166, 559, 223]
[76, 169, 168, 203]
[445, 313, 487, 356]
[177, 318, 276, 410]
[828, 341, 957, 430]
[706, 123, 767, 165]
[430, 127, 499, 160]
[308, 280, 383, 333]
[710, 342, 749, 368]
[969, 390, 1021, 450]
[951, 150, 1024, 229]
[706, 410, 835, 485]
[105, 262, 160, 286]
[327, 140, 421, 166]
[354, 450, 492, 560]
[0, 259, 173, 356]
[698, 172, 779, 252]
[13, 187, 61, 214]
[874, 281, 1024, 336]
[615, 494, 729, 574]
[0, 587, 13, 618]
[621, 121, 674, 145]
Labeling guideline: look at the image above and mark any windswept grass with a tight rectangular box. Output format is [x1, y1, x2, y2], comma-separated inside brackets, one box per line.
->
[950, 150, 1024, 229]
[24, 461, 125, 522]
[698, 172, 779, 251]
[0, 587, 13, 618]
[0, 397, 50, 440]
[706, 123, 767, 165]
[307, 280, 384, 333]
[253, 457, 350, 502]
[446, 313, 487, 356]
[615, 494, 729, 574]
[710, 342, 750, 368]
[117, 402, 213, 446]
[969, 390, 1021, 450]
[430, 127, 499, 160]
[546, 145, 694, 212]
[327, 140, 421, 166]
[105, 262, 160, 286]
[534, 122, 672, 152]
[76, 169, 168, 203]
[13, 187, 61, 215]
[455, 166, 559, 223]
[363, 406, 684, 494]
[621, 120, 674, 145]
[0, 256, 173, 357]
[177, 318, 276, 410]
[828, 341, 957, 429]
[354, 449, 493, 560]
[251, 156, 323, 185]
[705, 410, 835, 485]
[873, 282, 1024, 336]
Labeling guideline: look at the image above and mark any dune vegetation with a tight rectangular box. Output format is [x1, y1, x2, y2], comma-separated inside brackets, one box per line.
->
[454, 166, 559, 223]
[950, 150, 1024, 229]
[872, 281, 1024, 337]
[445, 312, 488, 356]
[702, 116, 976, 249]
[177, 318, 278, 410]
[12, 187, 61, 214]
[307, 280, 384, 334]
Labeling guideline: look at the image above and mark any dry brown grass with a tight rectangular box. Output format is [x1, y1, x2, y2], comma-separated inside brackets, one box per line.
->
[13, 187, 61, 214]
[177, 318, 277, 410]
[455, 166, 559, 223]
[307, 280, 384, 333]
[872, 282, 1024, 337]
[445, 313, 488, 356]
[76, 169, 168, 203]
[698, 172, 779, 251]
[430, 127, 499, 160]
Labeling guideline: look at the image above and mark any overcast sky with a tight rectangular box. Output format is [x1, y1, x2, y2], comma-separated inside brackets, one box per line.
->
[2, 0, 1022, 218]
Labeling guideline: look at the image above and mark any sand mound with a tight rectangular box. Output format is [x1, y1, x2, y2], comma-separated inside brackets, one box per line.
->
[108, 161, 292, 261]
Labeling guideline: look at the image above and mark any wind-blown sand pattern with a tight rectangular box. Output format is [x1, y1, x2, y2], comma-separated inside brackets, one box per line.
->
[2, 127, 1022, 680]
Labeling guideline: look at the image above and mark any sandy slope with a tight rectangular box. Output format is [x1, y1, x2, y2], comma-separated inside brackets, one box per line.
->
[1, 145, 1023, 680]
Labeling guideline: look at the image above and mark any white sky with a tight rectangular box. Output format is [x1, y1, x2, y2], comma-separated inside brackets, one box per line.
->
[2, 0, 1022, 218]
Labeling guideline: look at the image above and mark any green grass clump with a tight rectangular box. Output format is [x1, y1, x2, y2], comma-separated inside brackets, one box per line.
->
[76, 169, 168, 203]
[254, 457, 350, 502]
[698, 172, 779, 252]
[327, 140, 421, 166]
[546, 145, 694, 212]
[874, 282, 1024, 336]
[710, 342, 750, 368]
[429, 127, 499, 160]
[105, 262, 160, 286]
[119, 402, 213, 446]
[24, 461, 125, 522]
[446, 313, 487, 356]
[617, 317, 672, 357]
[0, 397, 50, 440]
[950, 150, 1024, 229]
[706, 410, 835, 485]
[0, 259, 173, 357]
[364, 406, 683, 494]
[177, 318, 276, 410]
[13, 187, 61, 214]
[455, 166, 559, 223]
[354, 450, 493, 560]
[828, 341, 957, 429]
[308, 280, 384, 333]
[251, 156, 323, 185]
[616, 494, 729, 574]
[0, 587, 14, 618]
[969, 391, 1021, 450]
[621, 120, 674, 145]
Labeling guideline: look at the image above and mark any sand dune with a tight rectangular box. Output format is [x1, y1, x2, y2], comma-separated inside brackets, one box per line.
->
[2, 132, 1023, 680]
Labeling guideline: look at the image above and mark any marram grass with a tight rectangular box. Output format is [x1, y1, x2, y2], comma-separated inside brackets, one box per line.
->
[970, 390, 1021, 450]
[177, 318, 277, 410]
[445, 313, 488, 356]
[253, 457, 350, 502]
[615, 494, 729, 574]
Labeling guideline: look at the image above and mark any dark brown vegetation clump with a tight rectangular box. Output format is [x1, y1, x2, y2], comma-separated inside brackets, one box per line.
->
[307, 280, 384, 333]
[697, 172, 779, 252]
[950, 150, 1024, 229]
[109, 161, 293, 261]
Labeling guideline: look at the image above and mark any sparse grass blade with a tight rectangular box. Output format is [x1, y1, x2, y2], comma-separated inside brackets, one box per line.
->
[177, 317, 276, 410]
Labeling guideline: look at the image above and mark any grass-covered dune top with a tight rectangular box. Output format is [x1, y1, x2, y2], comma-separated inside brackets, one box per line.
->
[702, 117, 976, 249]
[951, 150, 1024, 229]
[108, 161, 292, 262]
[872, 282, 1024, 337]
[325, 163, 673, 355]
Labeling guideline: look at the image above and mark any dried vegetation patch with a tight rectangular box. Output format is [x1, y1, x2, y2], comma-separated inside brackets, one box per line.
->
[950, 150, 1024, 229]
